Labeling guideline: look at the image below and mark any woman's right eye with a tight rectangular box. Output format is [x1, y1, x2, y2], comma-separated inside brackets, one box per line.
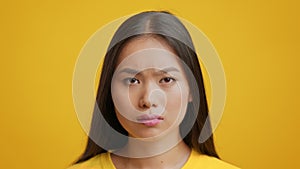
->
[123, 78, 140, 85]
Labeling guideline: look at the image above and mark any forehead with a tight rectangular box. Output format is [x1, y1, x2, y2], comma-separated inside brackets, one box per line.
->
[117, 36, 182, 70]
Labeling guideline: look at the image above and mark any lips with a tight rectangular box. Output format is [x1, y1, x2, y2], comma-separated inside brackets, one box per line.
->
[136, 114, 164, 127]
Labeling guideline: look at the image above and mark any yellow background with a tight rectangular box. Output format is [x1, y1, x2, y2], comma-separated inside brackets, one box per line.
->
[0, 0, 299, 168]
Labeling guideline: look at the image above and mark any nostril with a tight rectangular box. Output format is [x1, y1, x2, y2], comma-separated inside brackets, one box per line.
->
[143, 104, 149, 108]
[139, 99, 151, 108]
[139, 98, 158, 109]
[151, 103, 158, 108]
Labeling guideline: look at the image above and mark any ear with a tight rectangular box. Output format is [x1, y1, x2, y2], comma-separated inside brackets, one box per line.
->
[188, 93, 193, 102]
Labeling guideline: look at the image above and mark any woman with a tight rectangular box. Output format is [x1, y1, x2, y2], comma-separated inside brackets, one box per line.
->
[69, 11, 238, 169]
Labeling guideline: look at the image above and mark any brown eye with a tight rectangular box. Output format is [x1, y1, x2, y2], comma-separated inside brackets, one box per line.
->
[159, 77, 176, 84]
[123, 77, 140, 85]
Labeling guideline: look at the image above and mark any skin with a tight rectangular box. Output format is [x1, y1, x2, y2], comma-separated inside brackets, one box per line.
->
[110, 36, 192, 169]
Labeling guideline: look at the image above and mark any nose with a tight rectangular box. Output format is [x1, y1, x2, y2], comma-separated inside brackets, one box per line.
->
[138, 81, 158, 109]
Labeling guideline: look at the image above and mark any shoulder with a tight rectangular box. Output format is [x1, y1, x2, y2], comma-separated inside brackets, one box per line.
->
[67, 152, 115, 169]
[182, 149, 240, 169]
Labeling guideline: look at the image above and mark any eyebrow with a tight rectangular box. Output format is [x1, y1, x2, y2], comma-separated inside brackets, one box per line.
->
[118, 67, 180, 75]
[118, 68, 140, 75]
[160, 67, 180, 73]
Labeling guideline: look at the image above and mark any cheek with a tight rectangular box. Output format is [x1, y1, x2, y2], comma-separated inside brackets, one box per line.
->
[111, 84, 137, 121]
[165, 84, 190, 121]
[115, 109, 129, 127]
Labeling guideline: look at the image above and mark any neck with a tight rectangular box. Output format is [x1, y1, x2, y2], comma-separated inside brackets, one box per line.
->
[111, 129, 191, 169]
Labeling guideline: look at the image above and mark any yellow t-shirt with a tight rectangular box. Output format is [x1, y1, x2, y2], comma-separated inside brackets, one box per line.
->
[68, 149, 239, 169]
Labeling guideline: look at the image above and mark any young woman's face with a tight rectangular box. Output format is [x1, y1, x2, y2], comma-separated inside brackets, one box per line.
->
[111, 36, 192, 139]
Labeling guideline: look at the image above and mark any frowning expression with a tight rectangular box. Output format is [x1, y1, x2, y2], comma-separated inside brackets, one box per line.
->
[111, 36, 192, 139]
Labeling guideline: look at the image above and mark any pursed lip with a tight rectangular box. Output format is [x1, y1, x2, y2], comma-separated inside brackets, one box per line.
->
[136, 114, 164, 122]
[136, 114, 164, 127]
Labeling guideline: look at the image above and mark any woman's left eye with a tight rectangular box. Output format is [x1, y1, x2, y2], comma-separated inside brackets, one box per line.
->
[159, 77, 176, 83]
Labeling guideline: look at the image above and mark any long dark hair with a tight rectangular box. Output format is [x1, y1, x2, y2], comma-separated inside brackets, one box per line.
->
[74, 11, 219, 164]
